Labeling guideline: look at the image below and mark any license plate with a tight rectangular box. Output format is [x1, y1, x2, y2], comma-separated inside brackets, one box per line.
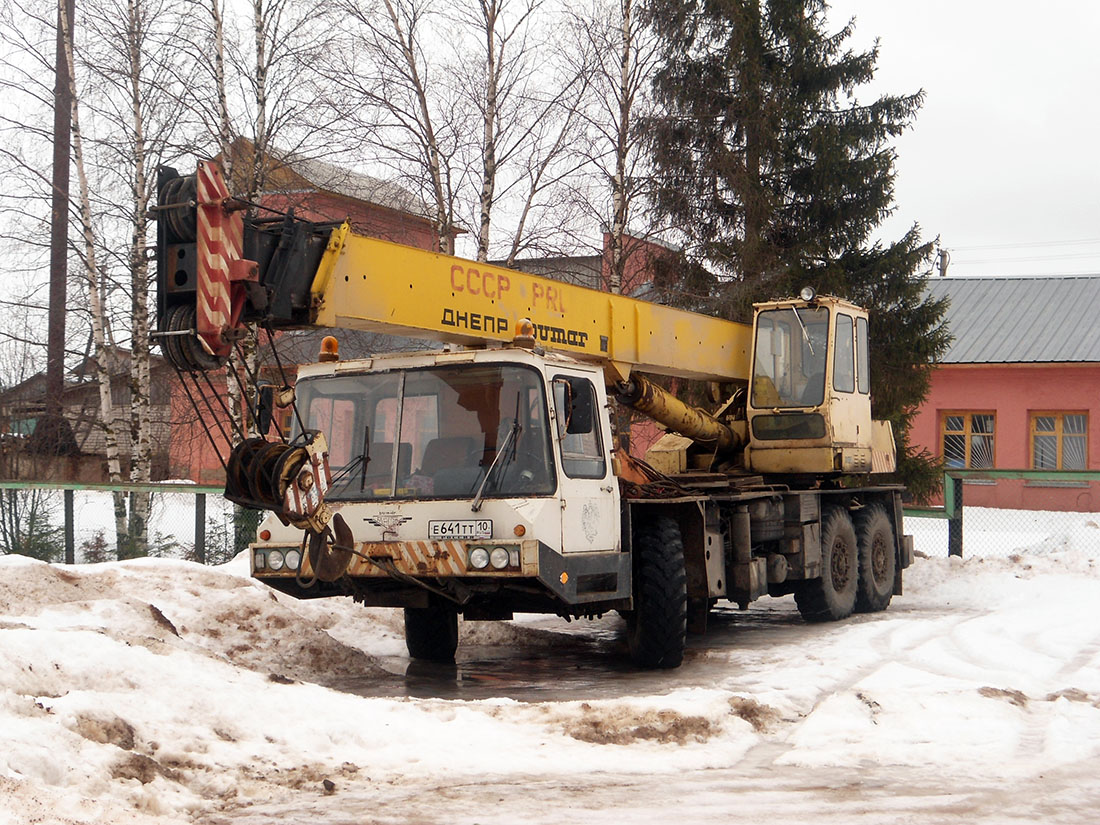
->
[428, 520, 492, 540]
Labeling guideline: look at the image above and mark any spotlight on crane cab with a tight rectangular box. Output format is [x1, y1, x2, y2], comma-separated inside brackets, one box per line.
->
[319, 335, 340, 362]
[799, 286, 817, 303]
[513, 318, 536, 348]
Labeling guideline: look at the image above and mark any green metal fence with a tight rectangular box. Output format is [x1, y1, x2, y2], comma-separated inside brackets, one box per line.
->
[903, 470, 1100, 559]
[4, 472, 1098, 564]
[0, 481, 256, 565]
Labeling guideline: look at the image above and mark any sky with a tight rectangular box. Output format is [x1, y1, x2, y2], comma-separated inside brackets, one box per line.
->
[828, 0, 1100, 277]
[2, 510, 1100, 824]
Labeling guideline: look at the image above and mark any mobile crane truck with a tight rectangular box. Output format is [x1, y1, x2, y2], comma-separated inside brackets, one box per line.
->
[155, 160, 912, 669]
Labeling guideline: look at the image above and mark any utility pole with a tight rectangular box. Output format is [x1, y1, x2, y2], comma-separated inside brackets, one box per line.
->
[40, 0, 77, 454]
[936, 246, 951, 278]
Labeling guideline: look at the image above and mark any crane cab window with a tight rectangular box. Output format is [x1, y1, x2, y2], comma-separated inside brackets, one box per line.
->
[295, 364, 555, 500]
[553, 376, 607, 479]
[856, 316, 869, 394]
[833, 313, 855, 394]
[752, 306, 829, 408]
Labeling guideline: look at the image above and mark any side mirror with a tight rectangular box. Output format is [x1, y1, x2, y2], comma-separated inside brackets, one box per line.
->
[567, 382, 594, 434]
[553, 377, 595, 437]
[552, 378, 572, 439]
[255, 383, 275, 435]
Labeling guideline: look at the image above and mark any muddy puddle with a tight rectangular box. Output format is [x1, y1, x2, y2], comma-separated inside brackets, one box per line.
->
[331, 601, 826, 702]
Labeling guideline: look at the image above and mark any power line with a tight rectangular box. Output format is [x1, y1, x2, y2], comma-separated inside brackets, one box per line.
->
[950, 237, 1100, 252]
[951, 251, 1100, 265]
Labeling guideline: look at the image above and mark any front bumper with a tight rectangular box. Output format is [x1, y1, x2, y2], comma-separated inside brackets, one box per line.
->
[252, 538, 631, 606]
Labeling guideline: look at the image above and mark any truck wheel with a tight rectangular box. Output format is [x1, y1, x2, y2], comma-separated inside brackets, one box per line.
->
[626, 516, 687, 669]
[854, 504, 896, 613]
[795, 507, 858, 623]
[403, 607, 459, 662]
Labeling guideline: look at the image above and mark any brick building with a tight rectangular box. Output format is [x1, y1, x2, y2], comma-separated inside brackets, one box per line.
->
[910, 276, 1100, 511]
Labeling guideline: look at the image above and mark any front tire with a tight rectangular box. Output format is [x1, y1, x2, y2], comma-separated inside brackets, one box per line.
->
[404, 606, 459, 662]
[626, 516, 687, 669]
[795, 507, 858, 623]
[854, 504, 896, 613]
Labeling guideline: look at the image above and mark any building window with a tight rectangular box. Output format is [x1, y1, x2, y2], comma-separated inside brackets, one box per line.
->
[942, 412, 994, 468]
[1031, 413, 1087, 470]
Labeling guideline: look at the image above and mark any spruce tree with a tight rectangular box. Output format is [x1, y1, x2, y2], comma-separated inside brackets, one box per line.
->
[646, 0, 950, 499]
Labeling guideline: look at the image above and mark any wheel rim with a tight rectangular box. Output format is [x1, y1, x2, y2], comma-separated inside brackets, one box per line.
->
[871, 532, 889, 584]
[831, 536, 851, 589]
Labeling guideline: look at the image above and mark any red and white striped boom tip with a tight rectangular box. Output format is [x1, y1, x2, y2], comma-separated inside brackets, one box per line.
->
[194, 161, 256, 357]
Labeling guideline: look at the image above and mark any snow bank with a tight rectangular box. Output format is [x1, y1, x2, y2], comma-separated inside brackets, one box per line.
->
[0, 511, 1098, 823]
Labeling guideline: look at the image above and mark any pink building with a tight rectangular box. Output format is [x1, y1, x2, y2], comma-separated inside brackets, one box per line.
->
[910, 276, 1100, 511]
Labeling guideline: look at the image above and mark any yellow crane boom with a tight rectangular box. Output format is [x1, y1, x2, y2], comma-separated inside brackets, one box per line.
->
[155, 161, 749, 383]
[310, 224, 752, 383]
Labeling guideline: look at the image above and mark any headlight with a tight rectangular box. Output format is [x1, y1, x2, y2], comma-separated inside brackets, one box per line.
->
[267, 550, 285, 571]
[468, 547, 490, 569]
[253, 552, 266, 570]
[285, 549, 302, 571]
[799, 285, 817, 302]
[489, 546, 510, 569]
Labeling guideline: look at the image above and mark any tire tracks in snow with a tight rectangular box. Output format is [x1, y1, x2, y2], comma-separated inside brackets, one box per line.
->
[733, 607, 991, 772]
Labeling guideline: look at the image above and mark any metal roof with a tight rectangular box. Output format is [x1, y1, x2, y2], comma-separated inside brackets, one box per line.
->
[925, 275, 1100, 364]
[288, 156, 431, 219]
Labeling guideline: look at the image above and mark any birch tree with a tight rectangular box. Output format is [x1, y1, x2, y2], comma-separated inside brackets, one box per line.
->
[233, 0, 331, 199]
[71, 0, 201, 556]
[455, 0, 539, 261]
[57, 0, 132, 552]
[447, 0, 591, 263]
[568, 0, 659, 293]
[80, 0, 190, 554]
[326, 0, 465, 253]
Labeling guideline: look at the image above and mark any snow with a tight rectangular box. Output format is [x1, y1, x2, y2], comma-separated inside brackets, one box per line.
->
[2, 512, 1100, 824]
[62, 490, 233, 561]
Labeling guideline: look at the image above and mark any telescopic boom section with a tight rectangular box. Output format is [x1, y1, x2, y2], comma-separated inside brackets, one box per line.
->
[154, 164, 752, 384]
[311, 228, 752, 383]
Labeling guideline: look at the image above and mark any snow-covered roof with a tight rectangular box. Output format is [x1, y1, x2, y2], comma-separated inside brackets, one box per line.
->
[926, 275, 1100, 364]
[272, 153, 431, 220]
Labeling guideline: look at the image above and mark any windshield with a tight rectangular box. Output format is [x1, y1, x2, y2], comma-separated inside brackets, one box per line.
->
[751, 307, 829, 408]
[295, 363, 555, 501]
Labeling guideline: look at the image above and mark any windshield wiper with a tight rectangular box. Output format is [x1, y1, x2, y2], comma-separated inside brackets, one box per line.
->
[471, 419, 518, 512]
[472, 392, 523, 512]
[792, 306, 815, 356]
[328, 452, 368, 492]
[328, 424, 375, 494]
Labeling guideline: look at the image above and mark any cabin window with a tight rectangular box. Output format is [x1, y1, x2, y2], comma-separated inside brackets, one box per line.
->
[942, 412, 995, 469]
[856, 316, 869, 395]
[833, 313, 855, 394]
[752, 306, 829, 408]
[1031, 413, 1087, 470]
[553, 376, 606, 479]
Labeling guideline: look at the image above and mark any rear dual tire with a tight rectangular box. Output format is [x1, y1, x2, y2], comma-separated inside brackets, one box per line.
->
[795, 507, 858, 623]
[854, 504, 896, 613]
[795, 504, 896, 622]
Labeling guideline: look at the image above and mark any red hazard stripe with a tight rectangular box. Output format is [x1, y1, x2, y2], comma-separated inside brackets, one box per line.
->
[194, 161, 242, 357]
[283, 450, 332, 519]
